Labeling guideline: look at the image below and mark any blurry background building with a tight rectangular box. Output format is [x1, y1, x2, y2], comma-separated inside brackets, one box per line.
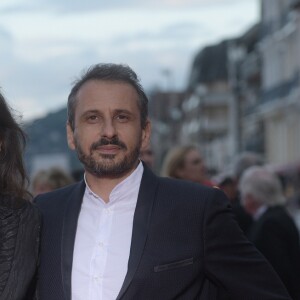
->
[148, 91, 187, 171]
[24, 0, 300, 184]
[259, 0, 300, 165]
[25, 107, 81, 177]
[183, 40, 234, 174]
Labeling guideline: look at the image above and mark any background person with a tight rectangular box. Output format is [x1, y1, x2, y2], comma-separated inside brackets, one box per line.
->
[161, 144, 214, 186]
[214, 172, 237, 201]
[139, 143, 155, 170]
[228, 151, 265, 235]
[240, 166, 300, 299]
[0, 91, 40, 299]
[35, 63, 291, 300]
[31, 167, 74, 196]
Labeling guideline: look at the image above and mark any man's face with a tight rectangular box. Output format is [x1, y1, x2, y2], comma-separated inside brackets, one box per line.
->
[67, 80, 151, 179]
[241, 193, 258, 216]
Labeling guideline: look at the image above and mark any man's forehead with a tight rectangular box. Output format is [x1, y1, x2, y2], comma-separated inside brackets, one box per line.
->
[76, 79, 137, 99]
[73, 81, 140, 117]
[79, 79, 135, 92]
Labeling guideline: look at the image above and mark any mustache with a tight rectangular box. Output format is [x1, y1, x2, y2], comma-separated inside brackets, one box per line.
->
[90, 137, 127, 151]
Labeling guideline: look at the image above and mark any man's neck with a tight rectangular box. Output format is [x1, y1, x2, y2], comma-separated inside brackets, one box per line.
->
[84, 165, 139, 203]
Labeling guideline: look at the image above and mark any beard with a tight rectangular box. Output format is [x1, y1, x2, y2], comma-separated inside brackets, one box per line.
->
[74, 136, 141, 178]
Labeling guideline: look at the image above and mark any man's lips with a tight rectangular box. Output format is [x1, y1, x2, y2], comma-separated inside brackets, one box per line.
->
[95, 145, 121, 154]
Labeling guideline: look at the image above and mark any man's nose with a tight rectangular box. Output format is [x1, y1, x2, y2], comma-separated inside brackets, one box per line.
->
[101, 119, 117, 138]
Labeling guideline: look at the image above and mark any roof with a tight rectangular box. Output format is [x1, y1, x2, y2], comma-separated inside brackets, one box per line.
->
[188, 39, 232, 89]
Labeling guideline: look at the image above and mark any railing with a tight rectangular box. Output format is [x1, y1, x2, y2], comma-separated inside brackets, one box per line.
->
[260, 72, 300, 104]
[261, 10, 291, 39]
[240, 52, 260, 80]
[182, 119, 228, 136]
[202, 93, 232, 106]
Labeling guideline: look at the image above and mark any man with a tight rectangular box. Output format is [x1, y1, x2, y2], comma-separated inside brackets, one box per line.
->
[35, 63, 291, 300]
[239, 166, 300, 299]
[229, 152, 265, 235]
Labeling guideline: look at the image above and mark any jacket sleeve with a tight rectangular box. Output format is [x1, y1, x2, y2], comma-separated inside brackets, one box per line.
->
[202, 188, 291, 300]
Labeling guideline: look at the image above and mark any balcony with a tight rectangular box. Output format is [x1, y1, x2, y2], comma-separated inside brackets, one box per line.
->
[183, 118, 228, 138]
[240, 52, 260, 81]
[261, 72, 300, 104]
[261, 11, 290, 39]
[202, 93, 232, 107]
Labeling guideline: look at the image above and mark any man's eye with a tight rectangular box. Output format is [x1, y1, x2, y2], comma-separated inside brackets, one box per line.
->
[87, 115, 98, 121]
[116, 114, 129, 121]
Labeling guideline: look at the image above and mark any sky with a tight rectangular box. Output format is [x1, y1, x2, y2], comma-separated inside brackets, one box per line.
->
[0, 0, 259, 121]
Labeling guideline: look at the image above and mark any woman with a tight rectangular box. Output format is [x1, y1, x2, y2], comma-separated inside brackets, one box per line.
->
[0, 91, 40, 299]
[161, 145, 213, 186]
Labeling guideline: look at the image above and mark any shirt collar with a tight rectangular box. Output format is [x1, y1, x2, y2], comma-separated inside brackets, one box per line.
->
[84, 161, 144, 204]
[254, 205, 268, 220]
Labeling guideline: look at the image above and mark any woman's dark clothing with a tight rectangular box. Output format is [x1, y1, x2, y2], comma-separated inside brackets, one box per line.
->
[0, 196, 40, 300]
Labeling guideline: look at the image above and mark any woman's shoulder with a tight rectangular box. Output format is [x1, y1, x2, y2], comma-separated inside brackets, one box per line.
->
[18, 200, 41, 228]
[0, 194, 27, 209]
[0, 196, 40, 299]
[0, 195, 40, 223]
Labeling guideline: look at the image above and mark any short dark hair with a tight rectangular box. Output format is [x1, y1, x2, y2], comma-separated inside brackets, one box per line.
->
[0, 91, 30, 200]
[67, 63, 149, 130]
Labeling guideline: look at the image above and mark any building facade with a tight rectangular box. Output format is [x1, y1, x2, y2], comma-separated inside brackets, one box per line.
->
[148, 91, 187, 172]
[259, 0, 300, 164]
[182, 40, 236, 172]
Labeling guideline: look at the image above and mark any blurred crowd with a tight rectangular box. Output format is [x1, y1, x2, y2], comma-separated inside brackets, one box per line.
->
[148, 145, 300, 298]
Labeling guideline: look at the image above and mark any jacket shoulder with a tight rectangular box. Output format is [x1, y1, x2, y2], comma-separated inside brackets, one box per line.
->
[34, 181, 84, 209]
[157, 176, 227, 206]
[159, 175, 219, 193]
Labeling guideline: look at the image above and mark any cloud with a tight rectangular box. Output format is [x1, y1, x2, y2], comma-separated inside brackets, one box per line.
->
[1, 33, 193, 122]
[0, 0, 258, 121]
[0, 0, 257, 14]
[0, 26, 11, 40]
[0, 26, 13, 58]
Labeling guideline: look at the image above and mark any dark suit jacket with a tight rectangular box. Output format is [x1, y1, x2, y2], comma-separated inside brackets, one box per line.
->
[35, 166, 291, 300]
[248, 206, 300, 300]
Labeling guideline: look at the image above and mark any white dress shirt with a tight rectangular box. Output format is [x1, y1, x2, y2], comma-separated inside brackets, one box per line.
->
[254, 205, 268, 221]
[71, 162, 143, 300]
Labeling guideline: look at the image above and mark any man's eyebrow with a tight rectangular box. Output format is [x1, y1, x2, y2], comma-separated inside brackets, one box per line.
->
[80, 109, 101, 117]
[114, 109, 133, 115]
[80, 109, 134, 117]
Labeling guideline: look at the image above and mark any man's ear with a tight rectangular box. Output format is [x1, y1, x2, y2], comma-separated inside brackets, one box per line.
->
[141, 119, 151, 150]
[66, 122, 76, 150]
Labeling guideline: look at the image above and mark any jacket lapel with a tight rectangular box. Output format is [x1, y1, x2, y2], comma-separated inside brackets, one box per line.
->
[61, 181, 86, 300]
[116, 166, 159, 300]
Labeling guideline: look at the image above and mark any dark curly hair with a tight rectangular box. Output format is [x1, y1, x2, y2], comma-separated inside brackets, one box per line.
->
[0, 91, 30, 200]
